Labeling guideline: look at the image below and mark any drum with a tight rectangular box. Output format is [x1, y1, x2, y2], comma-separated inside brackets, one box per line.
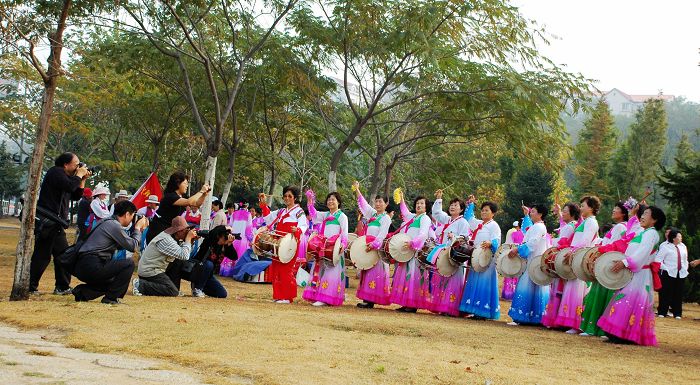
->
[435, 246, 459, 277]
[416, 238, 438, 267]
[527, 253, 553, 286]
[377, 237, 393, 263]
[554, 247, 577, 280]
[594, 251, 633, 290]
[541, 247, 562, 279]
[388, 233, 414, 262]
[495, 244, 525, 278]
[252, 227, 298, 263]
[471, 246, 493, 273]
[571, 247, 600, 282]
[349, 235, 380, 270]
[449, 236, 473, 265]
[307, 233, 344, 266]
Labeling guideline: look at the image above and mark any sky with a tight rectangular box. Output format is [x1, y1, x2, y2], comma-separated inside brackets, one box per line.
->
[514, 0, 700, 102]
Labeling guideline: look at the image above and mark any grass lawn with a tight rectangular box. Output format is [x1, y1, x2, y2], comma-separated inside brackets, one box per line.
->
[0, 218, 698, 384]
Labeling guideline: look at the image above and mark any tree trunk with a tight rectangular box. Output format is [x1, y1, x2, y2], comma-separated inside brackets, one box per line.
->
[367, 150, 384, 199]
[151, 139, 161, 171]
[198, 155, 217, 230]
[220, 149, 236, 206]
[383, 163, 396, 198]
[268, 161, 277, 195]
[11, 0, 72, 301]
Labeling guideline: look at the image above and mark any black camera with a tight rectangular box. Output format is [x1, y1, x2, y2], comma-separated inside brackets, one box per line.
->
[78, 162, 100, 174]
[132, 213, 144, 226]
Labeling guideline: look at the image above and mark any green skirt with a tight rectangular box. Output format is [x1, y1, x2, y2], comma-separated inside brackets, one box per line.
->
[579, 281, 614, 336]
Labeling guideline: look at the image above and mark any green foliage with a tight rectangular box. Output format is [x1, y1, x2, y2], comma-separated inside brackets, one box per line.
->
[0, 142, 23, 197]
[502, 163, 555, 231]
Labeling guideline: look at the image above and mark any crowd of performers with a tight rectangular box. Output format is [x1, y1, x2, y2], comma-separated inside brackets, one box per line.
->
[198, 180, 673, 347]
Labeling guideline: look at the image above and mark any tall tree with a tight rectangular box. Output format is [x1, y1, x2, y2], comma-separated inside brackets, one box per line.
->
[1, 0, 110, 300]
[503, 163, 555, 230]
[573, 100, 618, 200]
[625, 99, 668, 197]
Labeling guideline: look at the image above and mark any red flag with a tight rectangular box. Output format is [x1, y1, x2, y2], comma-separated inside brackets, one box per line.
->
[130, 172, 163, 209]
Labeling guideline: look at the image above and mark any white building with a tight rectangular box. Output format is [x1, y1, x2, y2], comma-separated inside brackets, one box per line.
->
[596, 88, 675, 116]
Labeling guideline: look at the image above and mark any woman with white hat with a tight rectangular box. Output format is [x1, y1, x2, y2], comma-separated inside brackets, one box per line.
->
[87, 186, 111, 232]
[597, 206, 666, 345]
[137, 195, 160, 219]
[428, 189, 469, 316]
[459, 195, 503, 320]
[353, 181, 392, 309]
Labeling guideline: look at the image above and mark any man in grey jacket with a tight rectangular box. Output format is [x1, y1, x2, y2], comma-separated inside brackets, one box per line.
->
[72, 200, 149, 304]
[134, 216, 196, 296]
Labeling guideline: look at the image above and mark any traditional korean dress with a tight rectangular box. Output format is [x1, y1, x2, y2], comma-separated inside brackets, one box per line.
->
[553, 216, 599, 329]
[220, 209, 255, 277]
[428, 199, 469, 316]
[579, 221, 627, 335]
[501, 229, 524, 300]
[355, 192, 392, 305]
[260, 203, 309, 302]
[597, 227, 660, 345]
[389, 200, 432, 309]
[541, 218, 578, 328]
[302, 201, 349, 306]
[508, 217, 549, 324]
[459, 203, 502, 319]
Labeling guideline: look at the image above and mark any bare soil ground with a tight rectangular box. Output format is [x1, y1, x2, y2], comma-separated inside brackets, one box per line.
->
[0, 218, 698, 385]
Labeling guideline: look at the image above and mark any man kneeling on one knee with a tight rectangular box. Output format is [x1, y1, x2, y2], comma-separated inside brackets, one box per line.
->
[134, 216, 228, 298]
[73, 200, 149, 304]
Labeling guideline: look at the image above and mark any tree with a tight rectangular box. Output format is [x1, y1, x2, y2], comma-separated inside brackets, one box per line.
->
[120, 0, 298, 229]
[657, 146, 700, 234]
[503, 163, 555, 231]
[1, 0, 111, 300]
[625, 99, 668, 197]
[573, 99, 618, 200]
[0, 142, 23, 198]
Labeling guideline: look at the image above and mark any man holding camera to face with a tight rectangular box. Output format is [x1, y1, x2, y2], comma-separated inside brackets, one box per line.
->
[72, 200, 149, 304]
[134, 217, 233, 298]
[30, 152, 92, 295]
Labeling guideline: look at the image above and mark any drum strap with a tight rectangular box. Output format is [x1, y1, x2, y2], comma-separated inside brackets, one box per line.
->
[269, 205, 299, 229]
[387, 216, 415, 238]
[439, 216, 462, 243]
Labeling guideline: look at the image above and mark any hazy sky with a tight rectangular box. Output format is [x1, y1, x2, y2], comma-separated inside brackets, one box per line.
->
[515, 0, 700, 102]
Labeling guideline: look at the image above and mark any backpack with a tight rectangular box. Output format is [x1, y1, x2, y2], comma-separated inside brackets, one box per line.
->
[57, 219, 109, 274]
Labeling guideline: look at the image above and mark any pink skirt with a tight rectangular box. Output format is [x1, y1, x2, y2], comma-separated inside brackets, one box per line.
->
[428, 268, 464, 316]
[597, 271, 657, 346]
[390, 258, 429, 309]
[501, 277, 519, 300]
[541, 278, 564, 327]
[553, 279, 586, 329]
[302, 259, 345, 306]
[357, 261, 391, 305]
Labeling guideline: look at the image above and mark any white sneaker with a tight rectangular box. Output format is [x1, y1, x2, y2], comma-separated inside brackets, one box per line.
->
[312, 301, 327, 307]
[658, 314, 665, 318]
[275, 299, 291, 304]
[565, 329, 579, 334]
[675, 316, 681, 320]
[132, 278, 142, 296]
[192, 288, 206, 298]
[579, 332, 591, 337]
[600, 336, 609, 341]
[507, 322, 519, 326]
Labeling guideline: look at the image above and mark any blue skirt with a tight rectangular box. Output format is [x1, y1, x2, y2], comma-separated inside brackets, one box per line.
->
[231, 249, 272, 282]
[459, 261, 500, 319]
[508, 270, 550, 324]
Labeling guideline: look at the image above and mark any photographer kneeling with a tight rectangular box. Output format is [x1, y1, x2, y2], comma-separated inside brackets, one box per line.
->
[134, 217, 231, 298]
[72, 200, 148, 304]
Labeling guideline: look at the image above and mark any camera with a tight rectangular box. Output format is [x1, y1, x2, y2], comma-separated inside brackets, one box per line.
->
[132, 213, 144, 226]
[78, 162, 100, 174]
[195, 229, 241, 240]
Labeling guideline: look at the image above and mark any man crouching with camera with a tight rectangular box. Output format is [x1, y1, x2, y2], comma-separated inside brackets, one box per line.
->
[72, 200, 149, 304]
[134, 217, 234, 298]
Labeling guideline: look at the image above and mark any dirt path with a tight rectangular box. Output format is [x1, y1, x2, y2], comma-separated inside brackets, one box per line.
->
[0, 323, 209, 385]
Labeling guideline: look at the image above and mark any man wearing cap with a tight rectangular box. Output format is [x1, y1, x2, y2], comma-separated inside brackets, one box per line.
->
[76, 187, 93, 241]
[134, 216, 197, 296]
[109, 190, 130, 215]
[137, 195, 160, 219]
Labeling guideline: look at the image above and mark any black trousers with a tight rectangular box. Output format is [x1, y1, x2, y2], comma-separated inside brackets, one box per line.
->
[138, 273, 179, 297]
[658, 270, 685, 317]
[30, 223, 71, 291]
[73, 254, 135, 301]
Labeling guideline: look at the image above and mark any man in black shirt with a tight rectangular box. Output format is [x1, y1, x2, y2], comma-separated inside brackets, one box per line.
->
[75, 188, 92, 241]
[30, 152, 90, 294]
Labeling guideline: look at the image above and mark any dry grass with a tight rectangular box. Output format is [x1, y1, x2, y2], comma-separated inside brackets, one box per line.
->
[0, 218, 699, 385]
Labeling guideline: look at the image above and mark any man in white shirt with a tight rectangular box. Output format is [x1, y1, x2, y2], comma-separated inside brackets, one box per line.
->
[655, 228, 689, 319]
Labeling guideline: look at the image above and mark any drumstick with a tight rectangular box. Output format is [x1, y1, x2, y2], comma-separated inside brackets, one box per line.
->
[640, 189, 652, 202]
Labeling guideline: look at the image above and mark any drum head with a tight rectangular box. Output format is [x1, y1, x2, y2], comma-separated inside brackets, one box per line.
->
[471, 247, 493, 273]
[252, 227, 266, 255]
[572, 247, 595, 281]
[332, 237, 343, 266]
[389, 233, 414, 262]
[347, 233, 358, 246]
[350, 235, 379, 270]
[497, 245, 525, 278]
[436, 248, 458, 277]
[594, 252, 633, 290]
[495, 243, 516, 261]
[276, 233, 298, 263]
[554, 248, 577, 280]
[528, 254, 554, 286]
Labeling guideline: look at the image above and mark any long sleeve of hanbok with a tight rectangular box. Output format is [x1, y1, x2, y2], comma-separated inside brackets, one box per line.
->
[409, 215, 431, 250]
[518, 220, 543, 259]
[623, 230, 659, 272]
[90, 200, 111, 219]
[577, 217, 599, 247]
[465, 202, 481, 230]
[431, 199, 449, 224]
[262, 206, 278, 225]
[399, 199, 414, 222]
[357, 192, 377, 219]
[369, 216, 391, 250]
[338, 213, 349, 247]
